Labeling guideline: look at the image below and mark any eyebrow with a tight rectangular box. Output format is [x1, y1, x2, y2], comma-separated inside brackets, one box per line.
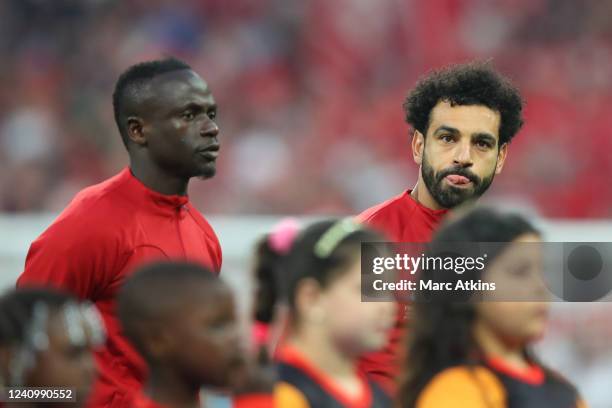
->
[433, 125, 460, 135]
[434, 125, 497, 144]
[178, 101, 217, 112]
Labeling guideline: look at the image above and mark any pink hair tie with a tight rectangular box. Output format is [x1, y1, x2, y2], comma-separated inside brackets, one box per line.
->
[252, 321, 270, 347]
[267, 218, 301, 255]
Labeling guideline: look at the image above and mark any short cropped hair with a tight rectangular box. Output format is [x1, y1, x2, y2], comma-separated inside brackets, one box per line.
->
[112, 57, 192, 148]
[117, 261, 219, 359]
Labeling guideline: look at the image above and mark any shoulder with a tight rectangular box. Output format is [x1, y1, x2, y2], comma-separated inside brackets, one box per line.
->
[185, 205, 221, 254]
[356, 191, 414, 225]
[184, 206, 222, 271]
[274, 382, 310, 408]
[33, 172, 132, 248]
[130, 391, 166, 408]
[356, 191, 417, 240]
[416, 366, 505, 408]
[67, 170, 133, 217]
[186, 204, 218, 236]
[544, 369, 586, 407]
[368, 379, 392, 406]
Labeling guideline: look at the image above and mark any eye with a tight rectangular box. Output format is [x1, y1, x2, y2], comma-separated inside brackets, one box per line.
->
[440, 134, 454, 143]
[182, 110, 195, 121]
[475, 140, 492, 149]
[506, 259, 535, 278]
[208, 318, 230, 330]
[207, 110, 217, 120]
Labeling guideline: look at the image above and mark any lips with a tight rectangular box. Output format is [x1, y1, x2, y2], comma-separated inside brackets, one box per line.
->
[445, 174, 471, 185]
[439, 168, 477, 187]
[199, 150, 219, 159]
[197, 144, 220, 160]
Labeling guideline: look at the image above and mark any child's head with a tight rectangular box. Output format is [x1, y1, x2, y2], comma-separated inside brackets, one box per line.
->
[0, 288, 103, 405]
[400, 207, 545, 406]
[117, 261, 243, 389]
[283, 219, 396, 356]
[424, 207, 547, 345]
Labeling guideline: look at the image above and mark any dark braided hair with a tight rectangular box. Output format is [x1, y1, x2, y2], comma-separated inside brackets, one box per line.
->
[0, 289, 75, 347]
[0, 288, 104, 388]
[0, 288, 77, 386]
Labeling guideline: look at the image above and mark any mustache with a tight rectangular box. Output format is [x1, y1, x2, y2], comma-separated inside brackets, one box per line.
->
[436, 166, 480, 185]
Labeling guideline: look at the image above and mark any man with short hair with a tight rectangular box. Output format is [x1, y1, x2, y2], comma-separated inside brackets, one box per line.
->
[17, 57, 222, 408]
[357, 61, 525, 394]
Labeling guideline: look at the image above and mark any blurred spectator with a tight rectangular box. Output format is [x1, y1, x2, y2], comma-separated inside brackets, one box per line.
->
[0, 0, 611, 217]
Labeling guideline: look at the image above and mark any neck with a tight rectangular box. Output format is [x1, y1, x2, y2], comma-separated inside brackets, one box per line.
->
[130, 156, 189, 196]
[411, 176, 444, 211]
[288, 327, 356, 378]
[146, 364, 201, 408]
[473, 320, 529, 369]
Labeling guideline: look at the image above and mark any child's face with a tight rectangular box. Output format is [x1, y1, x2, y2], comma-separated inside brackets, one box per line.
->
[25, 310, 98, 406]
[317, 255, 396, 355]
[164, 284, 244, 388]
[475, 234, 550, 344]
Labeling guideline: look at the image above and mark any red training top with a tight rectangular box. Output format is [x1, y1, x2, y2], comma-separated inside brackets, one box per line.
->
[356, 190, 447, 395]
[17, 168, 222, 408]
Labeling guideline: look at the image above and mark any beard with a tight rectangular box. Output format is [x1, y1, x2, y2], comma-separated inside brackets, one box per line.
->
[421, 152, 496, 209]
[193, 159, 217, 180]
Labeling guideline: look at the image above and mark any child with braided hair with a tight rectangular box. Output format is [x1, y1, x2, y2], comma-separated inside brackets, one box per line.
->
[0, 288, 105, 407]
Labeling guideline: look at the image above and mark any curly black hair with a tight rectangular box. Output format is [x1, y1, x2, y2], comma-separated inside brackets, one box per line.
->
[404, 61, 524, 146]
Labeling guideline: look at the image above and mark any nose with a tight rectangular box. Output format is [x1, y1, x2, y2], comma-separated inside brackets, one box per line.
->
[453, 140, 473, 167]
[530, 268, 550, 302]
[201, 121, 219, 138]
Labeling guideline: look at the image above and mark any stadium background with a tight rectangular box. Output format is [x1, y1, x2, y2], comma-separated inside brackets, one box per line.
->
[0, 0, 611, 407]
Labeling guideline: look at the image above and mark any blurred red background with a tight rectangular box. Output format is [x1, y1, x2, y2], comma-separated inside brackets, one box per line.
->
[0, 0, 610, 217]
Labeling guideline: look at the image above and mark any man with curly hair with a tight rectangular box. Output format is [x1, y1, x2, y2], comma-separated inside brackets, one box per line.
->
[356, 61, 525, 395]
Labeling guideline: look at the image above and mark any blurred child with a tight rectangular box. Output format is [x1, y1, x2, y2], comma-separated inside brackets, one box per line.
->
[397, 207, 587, 408]
[274, 218, 396, 407]
[251, 218, 301, 362]
[117, 261, 273, 408]
[0, 288, 104, 407]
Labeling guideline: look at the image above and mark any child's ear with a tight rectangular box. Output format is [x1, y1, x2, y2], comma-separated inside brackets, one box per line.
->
[143, 324, 174, 359]
[295, 278, 323, 323]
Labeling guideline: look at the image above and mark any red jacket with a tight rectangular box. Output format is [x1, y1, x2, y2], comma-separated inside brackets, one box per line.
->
[356, 190, 447, 395]
[17, 168, 222, 408]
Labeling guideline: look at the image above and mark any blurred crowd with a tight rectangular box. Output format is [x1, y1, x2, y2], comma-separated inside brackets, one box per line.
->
[1, 0, 611, 217]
